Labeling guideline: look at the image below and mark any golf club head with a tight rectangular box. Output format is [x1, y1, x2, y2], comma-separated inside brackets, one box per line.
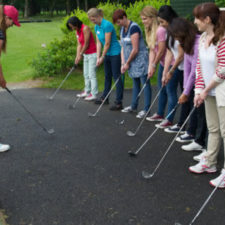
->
[48, 96, 54, 101]
[119, 120, 125, 125]
[47, 128, 55, 135]
[142, 171, 153, 179]
[174, 223, 182, 225]
[68, 104, 75, 110]
[128, 150, 137, 157]
[88, 112, 96, 117]
[126, 130, 136, 137]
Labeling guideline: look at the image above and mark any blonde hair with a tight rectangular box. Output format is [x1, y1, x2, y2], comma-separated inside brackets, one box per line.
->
[0, 5, 6, 52]
[140, 6, 159, 49]
[87, 8, 103, 18]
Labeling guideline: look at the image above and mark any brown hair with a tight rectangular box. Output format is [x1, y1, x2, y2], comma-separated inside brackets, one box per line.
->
[193, 2, 225, 45]
[112, 9, 127, 24]
[167, 18, 198, 55]
[0, 5, 7, 52]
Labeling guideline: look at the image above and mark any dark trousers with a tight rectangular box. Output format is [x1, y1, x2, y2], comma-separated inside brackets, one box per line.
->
[102, 54, 124, 104]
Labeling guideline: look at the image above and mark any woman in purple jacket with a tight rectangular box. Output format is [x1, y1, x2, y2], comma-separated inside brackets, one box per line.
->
[167, 18, 207, 154]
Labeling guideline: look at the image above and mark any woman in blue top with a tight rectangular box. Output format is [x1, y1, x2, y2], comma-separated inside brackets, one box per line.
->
[88, 8, 124, 110]
[112, 9, 151, 119]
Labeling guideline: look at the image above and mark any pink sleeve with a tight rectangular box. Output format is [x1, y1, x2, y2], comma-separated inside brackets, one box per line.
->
[156, 26, 166, 43]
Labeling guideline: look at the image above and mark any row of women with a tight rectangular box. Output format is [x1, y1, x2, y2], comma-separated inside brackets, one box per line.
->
[66, 2, 225, 189]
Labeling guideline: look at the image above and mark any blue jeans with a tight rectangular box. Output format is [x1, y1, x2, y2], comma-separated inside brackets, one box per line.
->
[131, 75, 151, 111]
[157, 64, 182, 122]
[102, 54, 123, 104]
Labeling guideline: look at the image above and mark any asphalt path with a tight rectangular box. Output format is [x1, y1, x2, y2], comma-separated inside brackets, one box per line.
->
[0, 87, 224, 225]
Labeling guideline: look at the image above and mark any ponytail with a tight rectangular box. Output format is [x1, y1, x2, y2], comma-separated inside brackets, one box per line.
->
[213, 10, 225, 44]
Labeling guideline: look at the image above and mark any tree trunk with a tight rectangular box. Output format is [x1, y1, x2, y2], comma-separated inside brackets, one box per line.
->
[76, 0, 80, 9]
[24, 0, 29, 18]
[66, 0, 71, 15]
[84, 0, 88, 11]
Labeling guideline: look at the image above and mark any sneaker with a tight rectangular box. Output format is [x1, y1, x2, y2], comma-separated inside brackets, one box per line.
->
[176, 132, 195, 143]
[121, 106, 136, 113]
[181, 141, 204, 152]
[210, 169, 225, 188]
[193, 150, 207, 162]
[94, 97, 109, 105]
[136, 110, 147, 119]
[146, 113, 164, 122]
[189, 158, 217, 174]
[77, 91, 88, 98]
[0, 143, 10, 152]
[110, 103, 123, 111]
[155, 119, 172, 129]
[84, 93, 96, 101]
[164, 124, 185, 134]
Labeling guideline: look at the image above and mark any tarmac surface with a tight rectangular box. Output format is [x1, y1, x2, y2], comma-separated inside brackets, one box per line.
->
[0, 87, 224, 225]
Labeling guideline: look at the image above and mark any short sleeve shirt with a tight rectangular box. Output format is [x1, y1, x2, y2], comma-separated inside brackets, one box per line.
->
[95, 18, 121, 56]
[121, 21, 141, 38]
[153, 26, 167, 66]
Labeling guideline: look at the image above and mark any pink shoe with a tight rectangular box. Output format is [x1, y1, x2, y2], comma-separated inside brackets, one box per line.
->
[146, 113, 164, 122]
[155, 119, 172, 129]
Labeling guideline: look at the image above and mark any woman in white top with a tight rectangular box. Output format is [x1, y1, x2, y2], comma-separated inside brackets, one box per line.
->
[189, 2, 225, 188]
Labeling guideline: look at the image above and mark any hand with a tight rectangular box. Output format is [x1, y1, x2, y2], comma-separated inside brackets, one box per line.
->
[75, 55, 82, 65]
[121, 65, 126, 74]
[161, 75, 167, 87]
[0, 76, 6, 88]
[96, 56, 104, 67]
[200, 89, 208, 101]
[148, 66, 156, 79]
[194, 94, 203, 107]
[178, 94, 188, 104]
[166, 71, 173, 82]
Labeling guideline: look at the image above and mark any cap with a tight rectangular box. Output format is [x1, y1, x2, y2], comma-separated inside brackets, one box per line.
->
[4, 5, 21, 27]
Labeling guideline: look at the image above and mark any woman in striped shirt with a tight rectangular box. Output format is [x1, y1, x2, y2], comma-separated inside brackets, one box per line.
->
[188, 2, 225, 188]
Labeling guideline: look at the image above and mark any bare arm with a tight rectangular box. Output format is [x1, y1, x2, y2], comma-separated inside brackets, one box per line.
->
[0, 40, 6, 88]
[80, 26, 91, 55]
[122, 32, 139, 73]
[96, 35, 102, 67]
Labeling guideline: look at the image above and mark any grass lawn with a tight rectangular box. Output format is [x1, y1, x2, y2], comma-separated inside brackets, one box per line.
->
[1, 16, 156, 91]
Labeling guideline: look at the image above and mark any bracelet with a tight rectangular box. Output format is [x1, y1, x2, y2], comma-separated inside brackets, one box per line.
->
[152, 63, 156, 68]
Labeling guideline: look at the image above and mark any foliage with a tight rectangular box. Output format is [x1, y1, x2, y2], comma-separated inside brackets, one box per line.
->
[31, 33, 77, 77]
[215, 0, 225, 7]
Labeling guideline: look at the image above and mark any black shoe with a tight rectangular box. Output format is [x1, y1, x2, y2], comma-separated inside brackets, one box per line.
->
[109, 103, 123, 111]
[94, 97, 109, 105]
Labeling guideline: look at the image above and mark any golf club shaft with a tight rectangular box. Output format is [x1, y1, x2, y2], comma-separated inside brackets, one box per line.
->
[91, 75, 121, 116]
[49, 66, 75, 100]
[72, 96, 81, 108]
[5, 87, 51, 133]
[133, 103, 179, 155]
[150, 107, 195, 178]
[189, 174, 225, 225]
[135, 78, 149, 101]
[132, 86, 163, 135]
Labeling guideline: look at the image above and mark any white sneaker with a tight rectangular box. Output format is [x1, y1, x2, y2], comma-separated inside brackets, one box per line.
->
[181, 141, 204, 152]
[84, 93, 96, 101]
[0, 143, 10, 152]
[76, 91, 88, 98]
[210, 169, 225, 188]
[121, 106, 135, 113]
[176, 132, 195, 143]
[136, 110, 146, 119]
[189, 158, 217, 174]
[193, 150, 207, 162]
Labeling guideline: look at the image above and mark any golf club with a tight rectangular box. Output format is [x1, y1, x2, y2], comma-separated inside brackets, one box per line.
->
[128, 103, 179, 157]
[6, 87, 55, 135]
[142, 107, 196, 179]
[134, 78, 150, 102]
[175, 174, 225, 225]
[127, 86, 163, 137]
[88, 74, 121, 117]
[68, 96, 81, 109]
[48, 65, 76, 100]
